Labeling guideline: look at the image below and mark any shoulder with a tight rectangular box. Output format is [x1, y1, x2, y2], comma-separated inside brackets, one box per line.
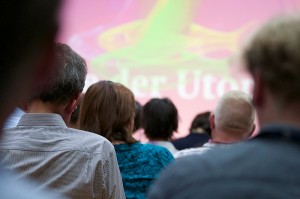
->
[3, 126, 115, 156]
[143, 143, 174, 160]
[65, 128, 115, 154]
[143, 143, 172, 153]
[148, 138, 300, 199]
[174, 147, 207, 158]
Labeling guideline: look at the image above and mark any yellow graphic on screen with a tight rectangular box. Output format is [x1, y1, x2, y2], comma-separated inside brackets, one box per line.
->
[92, 0, 252, 85]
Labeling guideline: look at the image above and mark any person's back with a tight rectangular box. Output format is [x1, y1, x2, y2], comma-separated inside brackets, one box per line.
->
[148, 13, 300, 198]
[0, 44, 125, 199]
[1, 115, 122, 198]
[79, 81, 174, 199]
[114, 143, 173, 199]
[172, 111, 211, 150]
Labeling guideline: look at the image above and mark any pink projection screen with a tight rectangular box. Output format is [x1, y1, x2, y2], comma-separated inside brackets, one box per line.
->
[59, 0, 300, 136]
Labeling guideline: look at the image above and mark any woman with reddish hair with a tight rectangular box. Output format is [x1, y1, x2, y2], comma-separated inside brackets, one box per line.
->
[79, 80, 174, 199]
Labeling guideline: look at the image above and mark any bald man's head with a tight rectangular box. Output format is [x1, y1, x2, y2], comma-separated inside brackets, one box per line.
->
[211, 91, 255, 142]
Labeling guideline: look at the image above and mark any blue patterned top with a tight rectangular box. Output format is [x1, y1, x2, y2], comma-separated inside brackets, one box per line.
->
[114, 142, 174, 199]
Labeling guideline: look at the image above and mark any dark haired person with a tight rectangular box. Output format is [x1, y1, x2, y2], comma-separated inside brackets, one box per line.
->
[133, 101, 143, 132]
[143, 98, 179, 154]
[0, 44, 125, 199]
[172, 111, 211, 150]
[0, 1, 63, 198]
[79, 81, 174, 199]
[68, 94, 84, 129]
[149, 13, 300, 198]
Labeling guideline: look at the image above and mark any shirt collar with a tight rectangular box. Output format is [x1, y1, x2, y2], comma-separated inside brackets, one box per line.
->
[17, 113, 67, 127]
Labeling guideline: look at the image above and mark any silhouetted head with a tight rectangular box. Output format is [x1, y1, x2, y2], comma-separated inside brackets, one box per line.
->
[143, 98, 178, 141]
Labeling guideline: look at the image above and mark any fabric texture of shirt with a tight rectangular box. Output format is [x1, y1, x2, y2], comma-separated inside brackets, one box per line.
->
[149, 141, 178, 155]
[0, 163, 65, 199]
[148, 124, 300, 199]
[114, 142, 174, 199]
[3, 107, 24, 129]
[172, 132, 210, 150]
[174, 142, 233, 158]
[0, 113, 126, 199]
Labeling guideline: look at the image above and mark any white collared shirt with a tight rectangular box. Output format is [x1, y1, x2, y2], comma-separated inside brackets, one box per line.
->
[0, 113, 125, 199]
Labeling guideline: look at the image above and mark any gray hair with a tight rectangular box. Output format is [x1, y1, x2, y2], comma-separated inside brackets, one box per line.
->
[214, 90, 255, 134]
[34, 43, 87, 104]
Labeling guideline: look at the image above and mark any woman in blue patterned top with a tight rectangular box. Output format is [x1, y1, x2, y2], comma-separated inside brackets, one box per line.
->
[79, 80, 174, 199]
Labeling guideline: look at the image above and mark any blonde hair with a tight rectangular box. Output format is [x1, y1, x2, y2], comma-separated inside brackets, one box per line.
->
[244, 13, 300, 106]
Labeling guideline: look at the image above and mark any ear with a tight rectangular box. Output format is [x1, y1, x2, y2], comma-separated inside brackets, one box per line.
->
[252, 72, 264, 108]
[66, 93, 82, 115]
[249, 124, 256, 137]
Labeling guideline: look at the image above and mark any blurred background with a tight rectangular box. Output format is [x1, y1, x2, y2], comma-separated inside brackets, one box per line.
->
[58, 0, 300, 136]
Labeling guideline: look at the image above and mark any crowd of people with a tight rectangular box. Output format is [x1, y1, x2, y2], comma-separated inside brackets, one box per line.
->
[1, 1, 300, 198]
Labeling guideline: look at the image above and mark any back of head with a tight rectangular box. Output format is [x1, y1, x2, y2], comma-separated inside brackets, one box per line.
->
[33, 43, 87, 105]
[244, 13, 300, 107]
[0, 0, 61, 127]
[190, 111, 211, 135]
[143, 98, 178, 140]
[214, 91, 255, 138]
[79, 81, 136, 143]
[133, 101, 143, 132]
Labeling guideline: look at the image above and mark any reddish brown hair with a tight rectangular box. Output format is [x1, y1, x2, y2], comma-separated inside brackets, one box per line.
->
[79, 81, 136, 143]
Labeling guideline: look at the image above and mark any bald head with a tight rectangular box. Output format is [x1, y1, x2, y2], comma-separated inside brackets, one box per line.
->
[212, 91, 255, 142]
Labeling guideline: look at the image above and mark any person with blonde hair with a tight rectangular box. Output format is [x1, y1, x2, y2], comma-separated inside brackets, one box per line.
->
[79, 80, 174, 199]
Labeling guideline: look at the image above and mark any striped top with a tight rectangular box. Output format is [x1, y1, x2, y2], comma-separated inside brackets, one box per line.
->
[0, 113, 125, 199]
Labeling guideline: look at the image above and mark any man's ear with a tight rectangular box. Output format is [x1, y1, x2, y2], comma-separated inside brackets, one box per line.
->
[66, 93, 82, 115]
[252, 72, 264, 108]
[249, 124, 256, 137]
[209, 114, 215, 130]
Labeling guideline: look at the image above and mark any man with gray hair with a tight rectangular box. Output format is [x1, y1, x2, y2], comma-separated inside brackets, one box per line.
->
[0, 43, 125, 199]
[175, 90, 255, 158]
[149, 13, 300, 199]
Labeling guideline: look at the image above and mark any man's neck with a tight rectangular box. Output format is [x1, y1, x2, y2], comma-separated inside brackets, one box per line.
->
[27, 100, 67, 122]
[211, 129, 247, 143]
[211, 137, 244, 144]
[258, 103, 300, 129]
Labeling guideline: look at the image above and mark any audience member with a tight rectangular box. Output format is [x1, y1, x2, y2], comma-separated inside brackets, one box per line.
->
[148, 13, 300, 198]
[132, 101, 149, 142]
[143, 98, 179, 154]
[0, 1, 64, 198]
[172, 111, 211, 150]
[68, 94, 84, 129]
[175, 91, 255, 158]
[133, 101, 143, 132]
[79, 81, 174, 199]
[0, 44, 125, 199]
